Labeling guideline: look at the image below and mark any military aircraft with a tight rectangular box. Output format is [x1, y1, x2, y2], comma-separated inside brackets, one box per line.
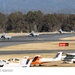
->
[26, 31, 39, 37]
[58, 29, 74, 34]
[0, 33, 12, 40]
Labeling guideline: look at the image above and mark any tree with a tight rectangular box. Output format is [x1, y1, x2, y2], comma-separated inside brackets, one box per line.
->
[0, 13, 6, 32]
[26, 10, 44, 32]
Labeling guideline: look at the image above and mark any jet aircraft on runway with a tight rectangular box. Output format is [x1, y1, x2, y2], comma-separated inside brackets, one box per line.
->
[0, 33, 12, 40]
[26, 31, 39, 37]
[58, 29, 74, 34]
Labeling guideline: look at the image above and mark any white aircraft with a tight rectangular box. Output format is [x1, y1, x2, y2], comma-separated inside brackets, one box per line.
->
[26, 31, 39, 37]
[62, 53, 75, 64]
[58, 29, 74, 34]
[0, 60, 9, 67]
[8, 58, 20, 62]
[0, 57, 32, 67]
[31, 52, 63, 66]
[0, 33, 12, 40]
[20, 56, 32, 67]
[58, 29, 64, 34]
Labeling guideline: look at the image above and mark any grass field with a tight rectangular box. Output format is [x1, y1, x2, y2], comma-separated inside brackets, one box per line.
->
[0, 41, 75, 51]
[60, 36, 75, 40]
[0, 53, 55, 60]
[0, 32, 57, 37]
[0, 33, 26, 37]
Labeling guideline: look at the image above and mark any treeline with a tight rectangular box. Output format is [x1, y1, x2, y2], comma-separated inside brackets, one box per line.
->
[0, 10, 75, 32]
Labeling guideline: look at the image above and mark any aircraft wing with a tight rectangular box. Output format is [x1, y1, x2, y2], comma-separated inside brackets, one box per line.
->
[39, 58, 53, 62]
[5, 36, 12, 38]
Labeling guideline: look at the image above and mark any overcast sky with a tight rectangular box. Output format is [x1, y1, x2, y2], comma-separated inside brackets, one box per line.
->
[0, 0, 75, 13]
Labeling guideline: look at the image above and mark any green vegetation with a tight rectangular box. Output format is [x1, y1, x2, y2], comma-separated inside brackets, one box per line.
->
[0, 11, 75, 32]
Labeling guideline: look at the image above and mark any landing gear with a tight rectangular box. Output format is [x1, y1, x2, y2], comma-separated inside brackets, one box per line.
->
[39, 64, 42, 66]
[0, 65, 4, 67]
[7, 38, 9, 40]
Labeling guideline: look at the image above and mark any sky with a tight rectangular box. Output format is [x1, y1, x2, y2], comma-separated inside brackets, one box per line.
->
[0, 0, 75, 14]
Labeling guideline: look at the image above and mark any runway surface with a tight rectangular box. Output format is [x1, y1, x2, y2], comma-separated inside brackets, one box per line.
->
[0, 33, 75, 48]
[0, 33, 75, 41]
[0, 33, 75, 55]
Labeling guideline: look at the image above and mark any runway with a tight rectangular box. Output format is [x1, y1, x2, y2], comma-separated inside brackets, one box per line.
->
[0, 33, 75, 48]
[0, 33, 75, 42]
[0, 33, 75, 55]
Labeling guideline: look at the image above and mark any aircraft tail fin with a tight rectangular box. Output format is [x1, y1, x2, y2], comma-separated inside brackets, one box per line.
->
[20, 56, 32, 67]
[25, 59, 32, 67]
[1, 33, 6, 39]
[32, 55, 41, 62]
[53, 52, 63, 61]
[59, 29, 63, 34]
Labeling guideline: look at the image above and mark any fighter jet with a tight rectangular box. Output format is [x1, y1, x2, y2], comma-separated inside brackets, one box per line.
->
[26, 31, 39, 37]
[0, 33, 12, 40]
[58, 29, 74, 34]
